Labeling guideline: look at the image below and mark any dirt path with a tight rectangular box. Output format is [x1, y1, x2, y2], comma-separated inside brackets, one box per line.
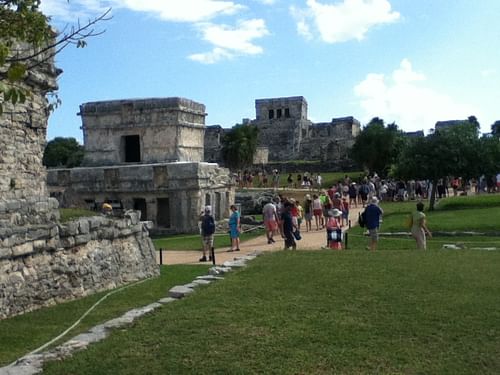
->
[158, 205, 364, 266]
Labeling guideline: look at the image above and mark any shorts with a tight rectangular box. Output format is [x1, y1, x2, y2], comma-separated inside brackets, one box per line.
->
[202, 235, 214, 247]
[305, 213, 313, 221]
[313, 209, 322, 216]
[265, 220, 278, 231]
[368, 228, 379, 241]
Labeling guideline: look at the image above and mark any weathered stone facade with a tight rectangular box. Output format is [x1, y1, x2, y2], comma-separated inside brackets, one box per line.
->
[0, 44, 159, 319]
[48, 98, 235, 233]
[81, 98, 206, 166]
[204, 96, 360, 164]
[0, 210, 158, 319]
[48, 162, 234, 233]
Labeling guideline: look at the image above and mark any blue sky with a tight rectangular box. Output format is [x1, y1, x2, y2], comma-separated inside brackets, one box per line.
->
[41, 0, 500, 142]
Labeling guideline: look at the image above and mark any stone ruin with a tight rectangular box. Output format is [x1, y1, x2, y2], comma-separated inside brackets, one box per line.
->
[204, 96, 360, 164]
[0, 45, 158, 319]
[47, 97, 235, 234]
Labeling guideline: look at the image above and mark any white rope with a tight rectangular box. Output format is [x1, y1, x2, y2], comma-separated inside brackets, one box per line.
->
[12, 278, 149, 366]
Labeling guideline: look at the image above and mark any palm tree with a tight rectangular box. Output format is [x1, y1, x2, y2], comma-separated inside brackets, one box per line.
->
[221, 125, 259, 170]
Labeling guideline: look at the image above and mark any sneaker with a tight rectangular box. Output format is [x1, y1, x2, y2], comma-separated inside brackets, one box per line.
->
[235, 248, 240, 252]
[199, 256, 207, 262]
[270, 238, 275, 243]
[267, 239, 272, 244]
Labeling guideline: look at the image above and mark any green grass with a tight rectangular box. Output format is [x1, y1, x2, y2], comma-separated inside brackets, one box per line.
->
[0, 265, 209, 367]
[59, 208, 97, 222]
[42, 251, 500, 374]
[436, 193, 500, 210]
[152, 228, 265, 251]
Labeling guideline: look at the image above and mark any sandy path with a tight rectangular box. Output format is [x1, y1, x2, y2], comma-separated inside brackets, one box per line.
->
[157, 205, 364, 266]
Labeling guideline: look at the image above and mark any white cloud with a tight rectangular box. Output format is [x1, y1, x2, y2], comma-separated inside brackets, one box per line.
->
[41, 0, 244, 23]
[189, 18, 269, 63]
[116, 0, 245, 23]
[291, 0, 400, 43]
[354, 59, 477, 132]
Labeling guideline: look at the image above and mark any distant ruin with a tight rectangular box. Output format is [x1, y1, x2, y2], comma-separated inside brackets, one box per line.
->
[204, 96, 360, 165]
[47, 98, 235, 234]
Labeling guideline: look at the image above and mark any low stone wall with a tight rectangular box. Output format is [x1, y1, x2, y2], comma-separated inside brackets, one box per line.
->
[0, 208, 159, 319]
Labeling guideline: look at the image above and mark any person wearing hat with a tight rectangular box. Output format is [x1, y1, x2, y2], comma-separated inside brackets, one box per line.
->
[325, 208, 343, 249]
[363, 196, 383, 251]
[199, 206, 216, 262]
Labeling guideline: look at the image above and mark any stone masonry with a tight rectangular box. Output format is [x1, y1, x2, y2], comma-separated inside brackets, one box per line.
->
[204, 96, 360, 164]
[0, 43, 159, 319]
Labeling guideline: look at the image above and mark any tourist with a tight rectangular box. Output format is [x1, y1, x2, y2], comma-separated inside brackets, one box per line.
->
[287, 173, 293, 188]
[348, 182, 357, 208]
[341, 196, 349, 226]
[410, 202, 432, 250]
[228, 205, 241, 252]
[296, 173, 302, 189]
[359, 181, 369, 207]
[199, 206, 215, 262]
[304, 194, 313, 232]
[312, 194, 323, 230]
[363, 196, 383, 251]
[280, 201, 297, 250]
[326, 208, 343, 250]
[296, 200, 304, 230]
[316, 173, 323, 191]
[263, 198, 279, 244]
[272, 169, 280, 190]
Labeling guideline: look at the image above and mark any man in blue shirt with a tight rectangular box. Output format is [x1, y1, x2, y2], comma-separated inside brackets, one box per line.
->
[364, 196, 383, 251]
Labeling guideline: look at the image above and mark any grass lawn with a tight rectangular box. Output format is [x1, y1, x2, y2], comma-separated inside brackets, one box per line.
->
[0, 265, 210, 367]
[42, 251, 500, 374]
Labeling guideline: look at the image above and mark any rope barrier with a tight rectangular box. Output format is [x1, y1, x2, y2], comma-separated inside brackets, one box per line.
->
[12, 278, 150, 366]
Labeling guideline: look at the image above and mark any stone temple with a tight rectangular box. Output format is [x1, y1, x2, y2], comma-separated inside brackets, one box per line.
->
[204, 96, 361, 164]
[47, 98, 235, 234]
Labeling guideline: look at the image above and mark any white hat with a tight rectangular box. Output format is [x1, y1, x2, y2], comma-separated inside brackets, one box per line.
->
[331, 208, 342, 217]
[204, 205, 211, 213]
[370, 196, 379, 204]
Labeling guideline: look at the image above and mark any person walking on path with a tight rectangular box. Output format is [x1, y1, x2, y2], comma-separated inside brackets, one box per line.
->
[280, 201, 298, 250]
[263, 198, 279, 244]
[326, 208, 343, 250]
[199, 206, 216, 262]
[410, 202, 432, 249]
[364, 196, 383, 251]
[304, 194, 313, 232]
[228, 204, 241, 252]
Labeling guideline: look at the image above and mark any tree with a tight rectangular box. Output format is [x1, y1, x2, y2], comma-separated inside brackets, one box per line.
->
[221, 125, 259, 170]
[491, 121, 500, 137]
[43, 137, 84, 168]
[349, 117, 405, 176]
[0, 0, 110, 113]
[395, 122, 485, 210]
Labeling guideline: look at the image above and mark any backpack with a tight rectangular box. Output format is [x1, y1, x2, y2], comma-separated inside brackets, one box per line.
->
[201, 214, 215, 235]
[358, 211, 366, 228]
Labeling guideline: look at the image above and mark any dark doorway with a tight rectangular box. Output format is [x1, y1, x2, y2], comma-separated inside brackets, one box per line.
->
[123, 135, 141, 163]
[157, 198, 170, 228]
[133, 198, 147, 221]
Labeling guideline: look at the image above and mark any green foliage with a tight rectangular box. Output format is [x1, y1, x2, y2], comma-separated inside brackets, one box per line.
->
[349, 117, 405, 176]
[59, 208, 96, 222]
[221, 124, 259, 169]
[0, 1, 110, 114]
[43, 137, 84, 168]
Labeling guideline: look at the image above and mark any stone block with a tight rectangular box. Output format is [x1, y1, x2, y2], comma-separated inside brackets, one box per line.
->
[12, 242, 34, 257]
[78, 219, 90, 234]
[33, 239, 46, 250]
[168, 285, 195, 299]
[59, 222, 78, 236]
[75, 234, 91, 246]
[59, 236, 75, 248]
[0, 247, 11, 258]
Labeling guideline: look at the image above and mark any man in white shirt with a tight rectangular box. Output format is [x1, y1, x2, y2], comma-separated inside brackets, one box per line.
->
[263, 198, 279, 244]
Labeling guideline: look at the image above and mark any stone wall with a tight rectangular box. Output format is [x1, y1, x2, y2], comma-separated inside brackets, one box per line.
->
[0, 42, 58, 201]
[47, 162, 235, 233]
[0, 209, 159, 319]
[80, 98, 206, 166]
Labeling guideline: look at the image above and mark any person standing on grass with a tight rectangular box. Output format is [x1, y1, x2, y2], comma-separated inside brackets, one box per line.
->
[199, 206, 215, 262]
[410, 202, 432, 249]
[304, 194, 313, 232]
[364, 196, 383, 251]
[280, 201, 297, 250]
[228, 205, 241, 252]
[263, 198, 279, 244]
